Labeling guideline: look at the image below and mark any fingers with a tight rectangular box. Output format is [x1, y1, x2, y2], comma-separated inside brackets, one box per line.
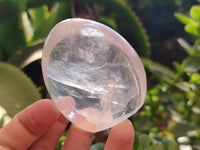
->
[0, 100, 60, 150]
[61, 124, 94, 150]
[104, 120, 134, 150]
[29, 114, 68, 150]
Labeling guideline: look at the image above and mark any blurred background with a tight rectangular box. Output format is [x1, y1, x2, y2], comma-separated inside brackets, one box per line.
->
[0, 0, 200, 149]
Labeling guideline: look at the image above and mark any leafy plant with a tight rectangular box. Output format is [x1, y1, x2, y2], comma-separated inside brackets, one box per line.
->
[0, 62, 41, 127]
[130, 4, 200, 149]
[175, 5, 200, 38]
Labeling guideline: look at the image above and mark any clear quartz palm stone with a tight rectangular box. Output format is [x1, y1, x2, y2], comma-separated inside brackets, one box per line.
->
[42, 18, 146, 133]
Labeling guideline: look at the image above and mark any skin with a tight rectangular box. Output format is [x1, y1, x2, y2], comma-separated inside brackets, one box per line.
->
[0, 99, 134, 150]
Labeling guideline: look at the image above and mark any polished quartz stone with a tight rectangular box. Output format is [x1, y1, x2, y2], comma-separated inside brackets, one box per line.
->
[42, 18, 146, 133]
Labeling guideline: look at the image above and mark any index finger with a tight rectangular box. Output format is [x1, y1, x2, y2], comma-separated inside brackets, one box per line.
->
[0, 100, 60, 150]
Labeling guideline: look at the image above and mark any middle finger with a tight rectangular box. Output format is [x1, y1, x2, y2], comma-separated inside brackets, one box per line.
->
[29, 113, 68, 150]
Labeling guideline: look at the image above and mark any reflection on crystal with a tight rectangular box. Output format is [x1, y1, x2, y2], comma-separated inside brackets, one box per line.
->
[68, 111, 75, 119]
[81, 27, 103, 37]
[42, 18, 146, 132]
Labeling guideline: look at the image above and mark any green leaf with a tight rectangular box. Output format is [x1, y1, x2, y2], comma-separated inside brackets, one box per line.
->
[90, 143, 105, 150]
[55, 135, 67, 150]
[175, 82, 191, 92]
[185, 24, 200, 37]
[0, 0, 16, 21]
[136, 116, 154, 131]
[174, 13, 198, 26]
[162, 137, 179, 150]
[173, 62, 184, 73]
[100, 17, 118, 31]
[169, 121, 197, 137]
[183, 56, 200, 72]
[28, 5, 49, 29]
[138, 134, 162, 150]
[21, 11, 34, 44]
[177, 38, 192, 54]
[0, 16, 26, 58]
[139, 134, 153, 149]
[32, 2, 71, 42]
[133, 133, 143, 150]
[8, 40, 44, 68]
[0, 62, 41, 117]
[190, 5, 200, 20]
[190, 73, 200, 83]
[191, 39, 200, 55]
[142, 58, 175, 83]
[142, 58, 175, 77]
[100, 0, 150, 57]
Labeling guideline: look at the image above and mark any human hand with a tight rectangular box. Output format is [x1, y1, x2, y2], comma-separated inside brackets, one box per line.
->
[0, 100, 134, 150]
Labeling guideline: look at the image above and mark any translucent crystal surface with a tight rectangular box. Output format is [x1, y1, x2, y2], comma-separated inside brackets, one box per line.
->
[42, 18, 146, 132]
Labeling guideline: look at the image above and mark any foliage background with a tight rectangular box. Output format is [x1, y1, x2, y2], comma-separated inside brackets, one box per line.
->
[0, 0, 200, 149]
